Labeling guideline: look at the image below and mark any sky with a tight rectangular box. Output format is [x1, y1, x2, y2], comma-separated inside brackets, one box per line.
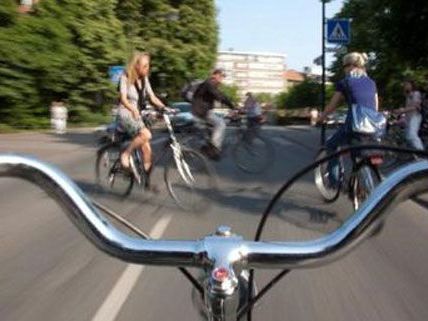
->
[215, 0, 345, 73]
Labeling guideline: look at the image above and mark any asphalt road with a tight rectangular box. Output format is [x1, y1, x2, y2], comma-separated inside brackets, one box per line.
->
[1, 126, 428, 321]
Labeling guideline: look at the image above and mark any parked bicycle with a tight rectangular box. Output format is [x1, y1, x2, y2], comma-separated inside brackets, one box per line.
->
[96, 109, 217, 212]
[1, 149, 428, 321]
[180, 111, 274, 174]
[314, 138, 384, 210]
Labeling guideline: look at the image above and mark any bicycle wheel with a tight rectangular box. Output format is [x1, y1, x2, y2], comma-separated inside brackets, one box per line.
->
[164, 147, 217, 212]
[232, 133, 274, 174]
[351, 163, 381, 210]
[95, 143, 134, 196]
[314, 149, 343, 202]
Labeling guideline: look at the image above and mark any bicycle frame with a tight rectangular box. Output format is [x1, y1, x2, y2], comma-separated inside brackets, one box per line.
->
[126, 112, 194, 186]
[2, 154, 428, 320]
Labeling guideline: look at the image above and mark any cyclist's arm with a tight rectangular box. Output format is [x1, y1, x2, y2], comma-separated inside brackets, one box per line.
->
[207, 82, 235, 109]
[399, 91, 422, 114]
[145, 77, 166, 110]
[318, 92, 344, 122]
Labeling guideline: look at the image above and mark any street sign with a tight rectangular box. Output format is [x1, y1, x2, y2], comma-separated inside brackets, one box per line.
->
[327, 19, 350, 44]
[108, 66, 125, 84]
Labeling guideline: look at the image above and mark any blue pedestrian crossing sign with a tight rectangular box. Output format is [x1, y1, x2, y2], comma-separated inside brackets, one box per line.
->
[108, 65, 125, 84]
[327, 19, 351, 44]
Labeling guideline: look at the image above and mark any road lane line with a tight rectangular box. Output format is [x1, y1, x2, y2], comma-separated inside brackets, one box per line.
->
[91, 214, 173, 321]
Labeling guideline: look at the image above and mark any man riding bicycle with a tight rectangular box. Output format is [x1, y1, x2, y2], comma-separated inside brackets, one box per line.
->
[191, 68, 236, 160]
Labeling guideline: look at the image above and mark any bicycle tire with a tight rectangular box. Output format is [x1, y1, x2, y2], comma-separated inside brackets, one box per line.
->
[95, 143, 134, 197]
[232, 133, 274, 174]
[314, 149, 343, 203]
[164, 147, 217, 212]
[351, 162, 381, 210]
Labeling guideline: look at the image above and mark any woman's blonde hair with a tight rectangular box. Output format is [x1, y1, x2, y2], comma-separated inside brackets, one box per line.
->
[125, 51, 150, 85]
[342, 52, 368, 68]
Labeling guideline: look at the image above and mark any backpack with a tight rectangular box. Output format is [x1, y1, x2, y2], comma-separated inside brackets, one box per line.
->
[181, 80, 203, 102]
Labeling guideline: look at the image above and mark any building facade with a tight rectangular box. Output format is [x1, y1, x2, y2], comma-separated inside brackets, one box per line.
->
[283, 69, 306, 91]
[216, 50, 286, 96]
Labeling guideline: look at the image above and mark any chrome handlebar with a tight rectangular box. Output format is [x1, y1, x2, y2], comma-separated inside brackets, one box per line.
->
[1, 154, 428, 271]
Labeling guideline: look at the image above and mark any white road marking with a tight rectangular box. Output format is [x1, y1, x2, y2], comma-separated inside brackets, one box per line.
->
[91, 214, 173, 321]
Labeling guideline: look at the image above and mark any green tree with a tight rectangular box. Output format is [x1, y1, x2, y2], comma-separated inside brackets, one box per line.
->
[277, 80, 321, 109]
[254, 93, 274, 105]
[219, 83, 240, 105]
[0, 0, 219, 128]
[0, 0, 128, 127]
[276, 80, 335, 110]
[0, 0, 17, 27]
[128, 0, 218, 99]
[115, 0, 144, 50]
[331, 0, 428, 107]
[44, 0, 127, 121]
[0, 0, 81, 128]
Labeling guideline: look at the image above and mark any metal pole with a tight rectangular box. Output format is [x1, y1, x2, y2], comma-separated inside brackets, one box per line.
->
[321, 0, 326, 145]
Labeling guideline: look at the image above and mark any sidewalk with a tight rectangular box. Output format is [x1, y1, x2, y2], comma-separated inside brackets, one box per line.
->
[0, 126, 100, 136]
[0, 129, 97, 163]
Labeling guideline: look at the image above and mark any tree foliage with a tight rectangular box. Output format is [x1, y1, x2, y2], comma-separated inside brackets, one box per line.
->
[331, 0, 428, 108]
[219, 83, 240, 105]
[276, 80, 335, 110]
[0, 0, 218, 128]
[254, 93, 274, 105]
[115, 0, 218, 100]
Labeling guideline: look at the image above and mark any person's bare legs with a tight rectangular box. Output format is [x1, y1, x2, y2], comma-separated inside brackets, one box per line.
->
[139, 128, 152, 171]
[121, 128, 151, 168]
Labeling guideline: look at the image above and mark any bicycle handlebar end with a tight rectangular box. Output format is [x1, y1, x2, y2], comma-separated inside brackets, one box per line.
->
[0, 153, 200, 266]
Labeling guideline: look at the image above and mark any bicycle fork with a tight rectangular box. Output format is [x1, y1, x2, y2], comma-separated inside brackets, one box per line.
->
[171, 142, 195, 185]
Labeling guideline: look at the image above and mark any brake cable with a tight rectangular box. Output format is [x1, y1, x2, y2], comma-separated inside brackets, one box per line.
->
[245, 144, 428, 321]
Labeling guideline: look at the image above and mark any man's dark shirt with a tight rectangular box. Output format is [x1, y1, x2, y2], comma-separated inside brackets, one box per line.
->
[192, 78, 234, 117]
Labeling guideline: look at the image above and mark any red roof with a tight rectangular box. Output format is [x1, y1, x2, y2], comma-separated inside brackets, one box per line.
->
[283, 70, 305, 82]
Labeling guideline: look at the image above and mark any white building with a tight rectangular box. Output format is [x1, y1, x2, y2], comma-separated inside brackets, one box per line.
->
[216, 50, 286, 96]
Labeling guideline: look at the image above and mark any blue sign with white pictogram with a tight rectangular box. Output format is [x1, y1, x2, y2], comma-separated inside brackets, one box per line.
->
[108, 66, 125, 84]
[327, 19, 350, 44]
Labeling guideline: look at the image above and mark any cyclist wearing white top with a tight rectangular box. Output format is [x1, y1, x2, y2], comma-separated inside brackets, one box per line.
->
[117, 52, 166, 173]
[394, 80, 424, 150]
